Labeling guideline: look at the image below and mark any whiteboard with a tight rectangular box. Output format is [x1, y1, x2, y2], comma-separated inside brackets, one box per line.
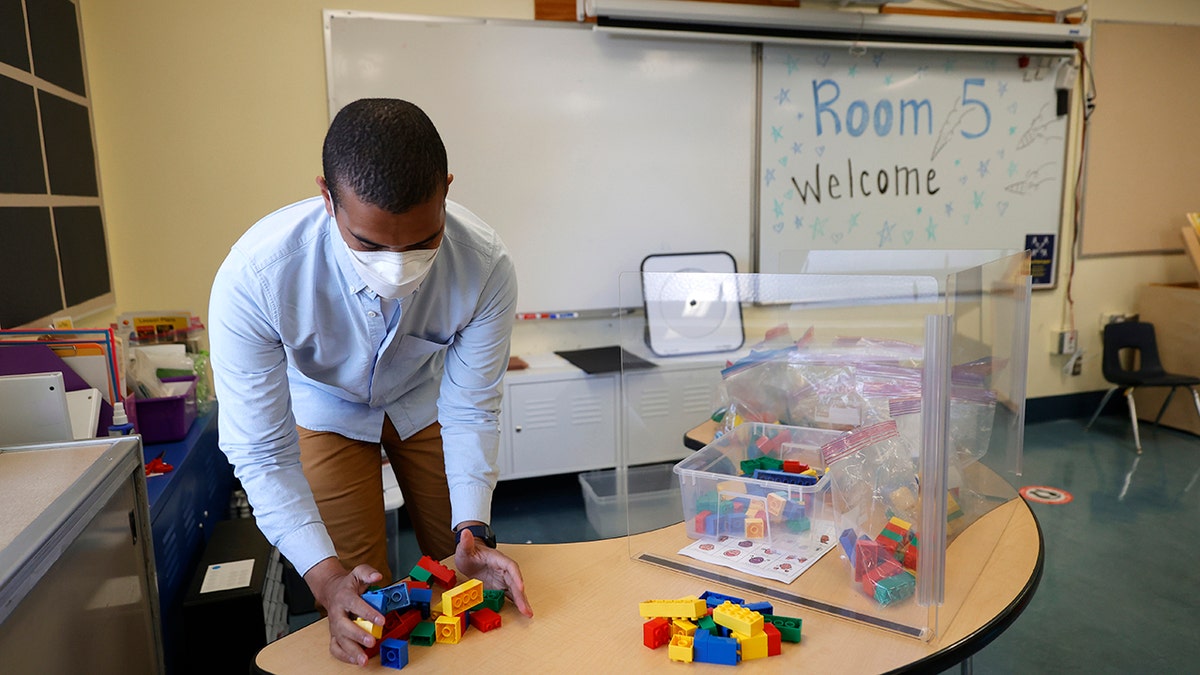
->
[758, 44, 1071, 288]
[325, 12, 755, 314]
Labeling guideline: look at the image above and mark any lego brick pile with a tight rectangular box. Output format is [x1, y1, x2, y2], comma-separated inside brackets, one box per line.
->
[691, 426, 825, 541]
[354, 555, 507, 670]
[838, 515, 919, 606]
[640, 591, 803, 665]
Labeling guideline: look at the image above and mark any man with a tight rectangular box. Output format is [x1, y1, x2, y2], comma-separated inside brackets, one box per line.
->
[209, 98, 531, 666]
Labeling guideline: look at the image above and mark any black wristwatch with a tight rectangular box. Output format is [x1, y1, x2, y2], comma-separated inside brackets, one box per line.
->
[455, 523, 496, 548]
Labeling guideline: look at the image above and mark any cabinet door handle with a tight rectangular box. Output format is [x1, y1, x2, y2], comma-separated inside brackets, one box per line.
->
[514, 425, 522, 433]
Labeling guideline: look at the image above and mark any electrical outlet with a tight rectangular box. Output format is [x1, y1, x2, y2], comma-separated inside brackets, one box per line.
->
[1055, 329, 1078, 355]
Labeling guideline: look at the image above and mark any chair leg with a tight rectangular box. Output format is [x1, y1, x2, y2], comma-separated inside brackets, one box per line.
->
[1124, 387, 1142, 454]
[1190, 387, 1200, 428]
[1086, 387, 1120, 431]
[1154, 386, 1179, 426]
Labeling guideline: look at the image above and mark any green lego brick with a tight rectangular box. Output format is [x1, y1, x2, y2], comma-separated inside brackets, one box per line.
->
[763, 614, 802, 643]
[480, 589, 505, 612]
[697, 615, 719, 636]
[409, 621, 437, 646]
[874, 571, 916, 606]
[409, 565, 432, 584]
[786, 517, 811, 533]
[759, 456, 784, 471]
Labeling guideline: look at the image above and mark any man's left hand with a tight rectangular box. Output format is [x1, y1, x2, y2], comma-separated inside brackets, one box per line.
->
[453, 529, 534, 618]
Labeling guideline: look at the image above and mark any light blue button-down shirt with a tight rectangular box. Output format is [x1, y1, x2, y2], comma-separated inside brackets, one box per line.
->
[208, 196, 516, 575]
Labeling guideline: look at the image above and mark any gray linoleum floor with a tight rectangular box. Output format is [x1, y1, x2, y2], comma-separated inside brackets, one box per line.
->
[287, 415, 1200, 673]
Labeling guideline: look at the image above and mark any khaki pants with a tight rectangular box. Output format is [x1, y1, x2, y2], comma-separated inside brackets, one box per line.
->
[297, 418, 454, 583]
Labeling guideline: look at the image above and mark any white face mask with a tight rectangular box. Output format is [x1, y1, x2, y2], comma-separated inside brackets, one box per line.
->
[341, 237, 439, 299]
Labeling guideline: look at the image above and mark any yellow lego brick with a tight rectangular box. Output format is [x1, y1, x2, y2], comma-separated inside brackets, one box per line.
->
[889, 486, 918, 512]
[668, 634, 694, 663]
[745, 517, 765, 538]
[733, 630, 768, 660]
[670, 618, 697, 637]
[435, 614, 462, 644]
[888, 515, 913, 532]
[800, 468, 819, 477]
[442, 578, 484, 617]
[716, 480, 747, 495]
[766, 492, 787, 518]
[353, 617, 382, 639]
[638, 596, 707, 619]
[712, 601, 764, 636]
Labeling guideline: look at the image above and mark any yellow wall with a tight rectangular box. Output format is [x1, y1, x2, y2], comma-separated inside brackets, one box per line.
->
[78, 0, 1200, 400]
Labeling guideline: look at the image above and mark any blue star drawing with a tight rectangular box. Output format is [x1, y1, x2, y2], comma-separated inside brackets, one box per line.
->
[998, 81, 1008, 97]
[916, 65, 929, 78]
[776, 88, 791, 105]
[873, 53, 884, 67]
[977, 159, 990, 178]
[877, 220, 896, 247]
[848, 64, 858, 77]
[772, 126, 784, 142]
[926, 216, 938, 241]
[944, 58, 957, 72]
[774, 199, 785, 218]
[796, 111, 805, 122]
[764, 168, 776, 186]
[849, 212, 861, 231]
[794, 215, 804, 230]
[1009, 126, 1018, 135]
[884, 74, 893, 86]
[792, 142, 803, 154]
[945, 202, 954, 217]
[973, 191, 984, 209]
[786, 54, 801, 75]
[984, 57, 998, 72]
[1008, 161, 1018, 177]
[810, 217, 826, 239]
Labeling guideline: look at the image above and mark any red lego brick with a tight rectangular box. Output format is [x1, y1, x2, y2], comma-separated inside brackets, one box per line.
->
[406, 579, 430, 590]
[644, 617, 671, 649]
[416, 555, 458, 589]
[469, 607, 502, 633]
[854, 539, 890, 582]
[389, 609, 422, 640]
[763, 623, 782, 656]
[694, 510, 712, 533]
[861, 558, 905, 596]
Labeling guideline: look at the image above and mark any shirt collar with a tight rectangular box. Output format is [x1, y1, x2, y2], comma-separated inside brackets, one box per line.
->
[327, 211, 371, 296]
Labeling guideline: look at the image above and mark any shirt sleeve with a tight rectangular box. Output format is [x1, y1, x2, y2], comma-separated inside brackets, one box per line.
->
[437, 237, 517, 530]
[208, 250, 337, 575]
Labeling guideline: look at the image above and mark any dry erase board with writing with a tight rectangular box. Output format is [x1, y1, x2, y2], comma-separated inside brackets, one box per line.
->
[758, 44, 1071, 288]
[324, 12, 754, 314]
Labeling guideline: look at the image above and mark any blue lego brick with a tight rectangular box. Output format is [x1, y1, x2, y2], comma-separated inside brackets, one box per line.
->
[381, 582, 411, 613]
[380, 638, 409, 669]
[753, 468, 818, 486]
[783, 500, 806, 520]
[693, 630, 740, 666]
[744, 601, 773, 615]
[699, 591, 745, 608]
[362, 589, 387, 614]
[409, 587, 432, 604]
[839, 528, 859, 564]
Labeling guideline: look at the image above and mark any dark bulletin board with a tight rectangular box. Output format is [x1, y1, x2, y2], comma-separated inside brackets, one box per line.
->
[1081, 21, 1200, 256]
[0, 0, 112, 328]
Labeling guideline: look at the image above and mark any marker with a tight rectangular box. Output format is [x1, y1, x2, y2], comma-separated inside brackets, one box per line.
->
[548, 312, 578, 319]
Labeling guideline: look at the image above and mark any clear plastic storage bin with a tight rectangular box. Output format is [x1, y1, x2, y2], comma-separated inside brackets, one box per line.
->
[674, 422, 846, 552]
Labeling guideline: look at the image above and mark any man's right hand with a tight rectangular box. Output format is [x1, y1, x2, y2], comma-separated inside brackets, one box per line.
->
[303, 557, 385, 666]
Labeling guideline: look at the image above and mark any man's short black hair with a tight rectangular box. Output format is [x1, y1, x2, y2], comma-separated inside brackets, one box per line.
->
[322, 99, 448, 214]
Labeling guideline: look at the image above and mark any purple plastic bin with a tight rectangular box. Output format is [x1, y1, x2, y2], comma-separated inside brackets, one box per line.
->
[127, 375, 198, 444]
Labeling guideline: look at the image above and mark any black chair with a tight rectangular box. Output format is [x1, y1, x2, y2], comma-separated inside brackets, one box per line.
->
[1085, 321, 1200, 454]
